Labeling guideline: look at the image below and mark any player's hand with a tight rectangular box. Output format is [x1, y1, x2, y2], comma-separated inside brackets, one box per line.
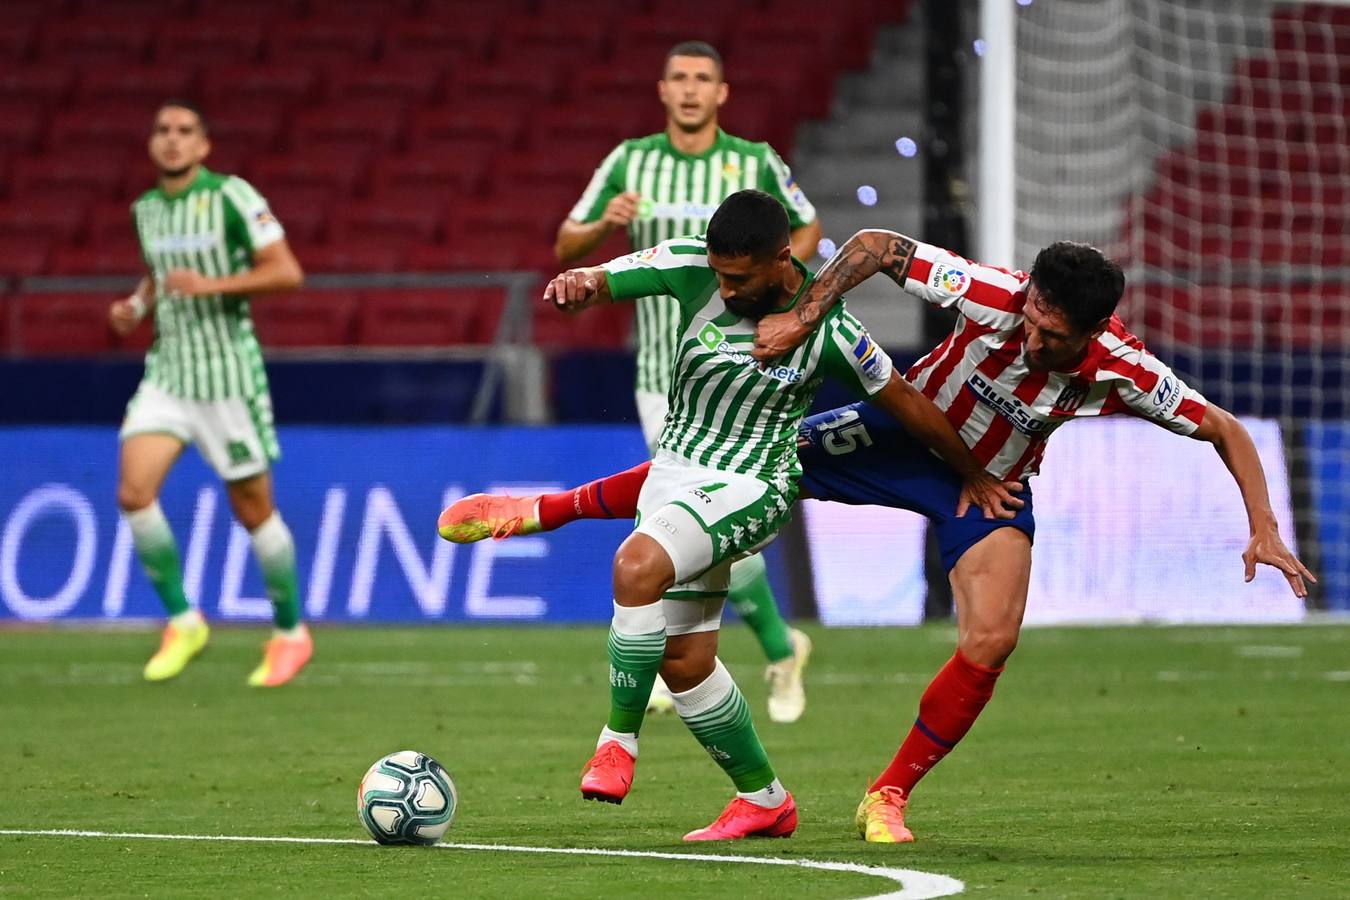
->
[163, 268, 213, 296]
[108, 297, 144, 336]
[956, 474, 1025, 520]
[543, 269, 603, 312]
[601, 192, 641, 228]
[1243, 528, 1316, 598]
[752, 310, 813, 363]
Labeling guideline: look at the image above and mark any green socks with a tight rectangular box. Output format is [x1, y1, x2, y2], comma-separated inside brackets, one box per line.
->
[250, 513, 302, 630]
[672, 658, 776, 792]
[606, 601, 667, 735]
[728, 555, 793, 663]
[124, 502, 190, 617]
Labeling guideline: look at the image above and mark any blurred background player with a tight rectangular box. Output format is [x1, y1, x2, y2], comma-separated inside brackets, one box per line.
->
[555, 40, 822, 722]
[108, 101, 310, 687]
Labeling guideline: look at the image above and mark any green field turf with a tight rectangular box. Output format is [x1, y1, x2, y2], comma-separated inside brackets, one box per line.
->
[1, 623, 1347, 898]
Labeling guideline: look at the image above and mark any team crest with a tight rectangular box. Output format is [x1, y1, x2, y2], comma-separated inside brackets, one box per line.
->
[1050, 379, 1091, 415]
[722, 161, 740, 180]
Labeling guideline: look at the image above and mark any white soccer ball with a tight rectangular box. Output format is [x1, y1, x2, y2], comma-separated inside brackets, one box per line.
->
[357, 750, 458, 846]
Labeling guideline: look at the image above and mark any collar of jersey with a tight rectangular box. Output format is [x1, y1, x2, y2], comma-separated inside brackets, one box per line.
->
[661, 128, 729, 161]
[158, 165, 212, 201]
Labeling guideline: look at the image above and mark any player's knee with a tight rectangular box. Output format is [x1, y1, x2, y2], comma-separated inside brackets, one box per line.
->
[612, 541, 675, 604]
[661, 648, 714, 692]
[116, 483, 155, 512]
[960, 625, 1020, 668]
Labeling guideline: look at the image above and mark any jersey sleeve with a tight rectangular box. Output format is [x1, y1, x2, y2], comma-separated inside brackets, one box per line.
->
[757, 144, 816, 228]
[567, 142, 627, 223]
[602, 238, 711, 305]
[816, 306, 894, 399]
[901, 241, 1027, 331]
[1105, 346, 1209, 435]
[220, 176, 285, 253]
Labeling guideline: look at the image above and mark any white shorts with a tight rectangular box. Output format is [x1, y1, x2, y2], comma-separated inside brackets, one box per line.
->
[635, 389, 668, 455]
[120, 381, 279, 482]
[634, 451, 794, 635]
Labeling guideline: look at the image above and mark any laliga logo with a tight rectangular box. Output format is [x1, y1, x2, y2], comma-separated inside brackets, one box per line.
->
[940, 268, 968, 294]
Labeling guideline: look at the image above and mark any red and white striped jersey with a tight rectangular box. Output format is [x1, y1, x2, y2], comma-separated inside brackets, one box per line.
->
[902, 242, 1208, 480]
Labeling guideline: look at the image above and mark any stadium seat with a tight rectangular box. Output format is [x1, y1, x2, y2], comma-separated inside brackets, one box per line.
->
[610, 15, 730, 63]
[0, 197, 90, 243]
[356, 288, 502, 346]
[267, 21, 381, 66]
[447, 197, 556, 245]
[0, 64, 76, 107]
[200, 63, 318, 107]
[437, 233, 556, 272]
[38, 18, 152, 65]
[203, 101, 287, 158]
[371, 147, 496, 200]
[491, 141, 619, 194]
[194, 0, 305, 18]
[528, 106, 632, 152]
[299, 243, 407, 273]
[0, 101, 45, 155]
[155, 19, 265, 66]
[249, 150, 371, 195]
[0, 235, 54, 278]
[452, 67, 560, 105]
[88, 202, 137, 244]
[250, 290, 359, 347]
[290, 101, 409, 154]
[409, 102, 529, 151]
[0, 22, 38, 60]
[15, 292, 113, 354]
[11, 150, 130, 201]
[76, 64, 195, 106]
[260, 184, 334, 244]
[383, 18, 497, 67]
[326, 63, 448, 106]
[50, 240, 145, 277]
[330, 197, 446, 249]
[48, 104, 153, 155]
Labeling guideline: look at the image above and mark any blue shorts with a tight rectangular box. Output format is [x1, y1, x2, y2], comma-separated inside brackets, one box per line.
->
[798, 402, 1036, 571]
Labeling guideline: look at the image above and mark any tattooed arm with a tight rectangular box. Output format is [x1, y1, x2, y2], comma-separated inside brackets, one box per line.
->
[752, 229, 918, 362]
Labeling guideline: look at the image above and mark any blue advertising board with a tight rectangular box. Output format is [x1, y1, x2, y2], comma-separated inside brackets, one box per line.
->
[0, 426, 648, 622]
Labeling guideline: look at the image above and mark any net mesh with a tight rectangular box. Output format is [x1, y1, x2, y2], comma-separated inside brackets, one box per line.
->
[1013, 0, 1349, 610]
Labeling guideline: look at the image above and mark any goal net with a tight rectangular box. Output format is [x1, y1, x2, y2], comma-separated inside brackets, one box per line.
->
[1011, 0, 1348, 613]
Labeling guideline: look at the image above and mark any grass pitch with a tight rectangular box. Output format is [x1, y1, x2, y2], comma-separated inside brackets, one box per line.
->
[1, 623, 1347, 898]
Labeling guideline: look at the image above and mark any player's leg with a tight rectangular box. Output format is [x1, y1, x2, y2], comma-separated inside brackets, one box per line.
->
[119, 386, 208, 681]
[860, 528, 1031, 842]
[727, 553, 811, 723]
[203, 392, 311, 687]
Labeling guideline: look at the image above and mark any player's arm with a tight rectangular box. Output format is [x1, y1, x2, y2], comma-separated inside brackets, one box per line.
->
[753, 229, 918, 361]
[109, 275, 156, 336]
[1189, 404, 1315, 597]
[162, 239, 304, 297]
[555, 194, 640, 264]
[869, 371, 1024, 520]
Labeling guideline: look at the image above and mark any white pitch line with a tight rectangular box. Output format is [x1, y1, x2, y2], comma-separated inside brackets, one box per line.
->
[0, 828, 964, 900]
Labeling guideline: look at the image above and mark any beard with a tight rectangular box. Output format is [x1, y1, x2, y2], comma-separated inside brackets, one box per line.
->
[158, 162, 194, 178]
[724, 285, 785, 319]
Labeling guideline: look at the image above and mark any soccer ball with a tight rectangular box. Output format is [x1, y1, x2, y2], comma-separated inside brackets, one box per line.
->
[357, 750, 458, 845]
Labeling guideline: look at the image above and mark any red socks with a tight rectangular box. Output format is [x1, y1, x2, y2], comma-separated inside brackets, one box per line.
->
[537, 461, 652, 531]
[869, 650, 1003, 795]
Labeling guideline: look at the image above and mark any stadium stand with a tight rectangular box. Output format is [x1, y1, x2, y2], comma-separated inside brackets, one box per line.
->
[0, 0, 907, 351]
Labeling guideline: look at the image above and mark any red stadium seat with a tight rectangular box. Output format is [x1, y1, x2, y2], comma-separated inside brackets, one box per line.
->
[250, 290, 358, 347]
[261, 184, 335, 244]
[437, 232, 555, 272]
[204, 101, 287, 158]
[490, 141, 620, 193]
[16, 292, 113, 354]
[88, 201, 137, 244]
[50, 240, 145, 277]
[528, 106, 631, 152]
[48, 104, 153, 155]
[290, 101, 409, 154]
[447, 197, 556, 243]
[155, 19, 265, 66]
[499, 16, 610, 58]
[195, 0, 305, 18]
[330, 197, 446, 249]
[532, 299, 631, 349]
[267, 21, 381, 66]
[0, 102, 45, 155]
[410, 101, 530, 150]
[76, 64, 196, 106]
[384, 18, 497, 67]
[0, 197, 90, 242]
[451, 67, 560, 105]
[0, 64, 76, 106]
[38, 18, 152, 65]
[299, 243, 407, 273]
[11, 150, 130, 201]
[326, 63, 448, 106]
[0, 235, 54, 278]
[371, 148, 495, 199]
[0, 22, 38, 60]
[200, 63, 318, 107]
[249, 150, 371, 195]
[356, 288, 502, 346]
[611, 15, 730, 63]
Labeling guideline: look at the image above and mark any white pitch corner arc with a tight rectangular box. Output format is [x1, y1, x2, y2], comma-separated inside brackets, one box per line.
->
[0, 829, 964, 900]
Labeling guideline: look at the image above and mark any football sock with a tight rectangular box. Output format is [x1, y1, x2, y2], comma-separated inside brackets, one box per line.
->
[728, 555, 794, 663]
[250, 513, 302, 631]
[737, 778, 789, 810]
[870, 650, 1003, 795]
[606, 600, 667, 735]
[538, 461, 651, 531]
[124, 502, 190, 617]
[597, 726, 639, 758]
[672, 658, 777, 795]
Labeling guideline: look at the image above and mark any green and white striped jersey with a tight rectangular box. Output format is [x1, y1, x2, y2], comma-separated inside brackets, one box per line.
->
[570, 130, 816, 395]
[131, 167, 284, 401]
[602, 236, 892, 489]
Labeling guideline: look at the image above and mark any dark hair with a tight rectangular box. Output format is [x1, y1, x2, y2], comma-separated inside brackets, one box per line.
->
[1028, 241, 1124, 332]
[155, 99, 208, 134]
[706, 190, 790, 260]
[664, 40, 724, 80]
